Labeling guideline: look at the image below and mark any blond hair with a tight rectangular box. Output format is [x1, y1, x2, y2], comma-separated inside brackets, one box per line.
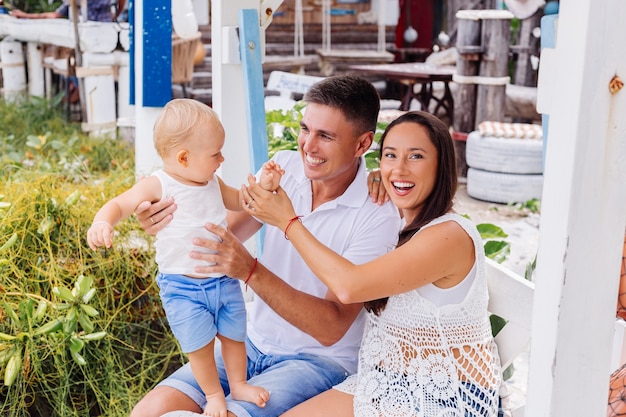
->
[153, 99, 224, 158]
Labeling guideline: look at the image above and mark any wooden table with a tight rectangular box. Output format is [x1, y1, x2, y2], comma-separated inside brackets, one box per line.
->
[349, 62, 456, 123]
[316, 49, 395, 76]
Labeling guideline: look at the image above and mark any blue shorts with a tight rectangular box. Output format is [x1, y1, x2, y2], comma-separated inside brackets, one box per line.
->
[157, 338, 350, 417]
[156, 274, 247, 353]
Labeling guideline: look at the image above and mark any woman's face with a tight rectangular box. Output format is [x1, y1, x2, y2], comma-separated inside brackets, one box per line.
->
[379, 122, 438, 222]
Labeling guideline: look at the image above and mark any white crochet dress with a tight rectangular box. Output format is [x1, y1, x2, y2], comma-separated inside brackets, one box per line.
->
[335, 213, 502, 417]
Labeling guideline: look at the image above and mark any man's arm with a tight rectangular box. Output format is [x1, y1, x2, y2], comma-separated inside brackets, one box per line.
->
[191, 222, 363, 346]
[246, 262, 363, 346]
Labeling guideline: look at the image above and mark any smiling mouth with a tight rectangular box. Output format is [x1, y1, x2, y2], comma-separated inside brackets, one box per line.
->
[392, 181, 415, 191]
[305, 154, 326, 166]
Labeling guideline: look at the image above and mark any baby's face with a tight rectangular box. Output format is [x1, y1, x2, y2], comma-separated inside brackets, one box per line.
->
[185, 125, 225, 184]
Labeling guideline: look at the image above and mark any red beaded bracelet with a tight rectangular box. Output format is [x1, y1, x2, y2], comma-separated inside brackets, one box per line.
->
[284, 215, 303, 240]
[244, 257, 258, 290]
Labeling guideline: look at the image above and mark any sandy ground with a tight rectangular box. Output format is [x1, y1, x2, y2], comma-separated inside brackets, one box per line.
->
[454, 182, 541, 279]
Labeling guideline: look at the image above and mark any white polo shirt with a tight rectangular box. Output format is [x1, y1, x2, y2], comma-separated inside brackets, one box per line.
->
[247, 150, 402, 374]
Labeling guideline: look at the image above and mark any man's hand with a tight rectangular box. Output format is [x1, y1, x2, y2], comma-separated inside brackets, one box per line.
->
[134, 197, 176, 235]
[190, 223, 256, 280]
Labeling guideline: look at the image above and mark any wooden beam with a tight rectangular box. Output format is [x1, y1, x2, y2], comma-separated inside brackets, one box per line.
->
[526, 0, 626, 415]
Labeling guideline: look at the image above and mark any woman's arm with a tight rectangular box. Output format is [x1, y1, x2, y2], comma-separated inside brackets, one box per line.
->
[244, 179, 475, 304]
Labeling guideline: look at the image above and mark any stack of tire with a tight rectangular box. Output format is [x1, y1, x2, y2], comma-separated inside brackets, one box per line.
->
[466, 121, 544, 204]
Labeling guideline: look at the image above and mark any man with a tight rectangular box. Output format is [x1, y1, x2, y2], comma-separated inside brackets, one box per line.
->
[130, 75, 401, 417]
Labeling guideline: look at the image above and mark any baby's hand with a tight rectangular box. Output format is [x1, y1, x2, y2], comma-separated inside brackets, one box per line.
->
[259, 161, 285, 192]
[87, 221, 114, 250]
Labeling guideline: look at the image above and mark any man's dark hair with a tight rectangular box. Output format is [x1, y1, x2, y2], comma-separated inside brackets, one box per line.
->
[303, 75, 380, 135]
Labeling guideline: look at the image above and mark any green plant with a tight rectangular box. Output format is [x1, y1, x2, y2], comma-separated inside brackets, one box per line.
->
[509, 198, 541, 214]
[477, 223, 511, 263]
[5, 0, 62, 13]
[266, 102, 305, 158]
[0, 97, 184, 415]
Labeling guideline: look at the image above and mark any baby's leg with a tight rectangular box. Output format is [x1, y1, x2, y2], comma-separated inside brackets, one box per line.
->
[188, 340, 227, 417]
[218, 334, 270, 407]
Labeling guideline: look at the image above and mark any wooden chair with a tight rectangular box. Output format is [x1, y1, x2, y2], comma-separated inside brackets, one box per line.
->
[486, 258, 534, 417]
[172, 32, 202, 98]
[486, 257, 626, 416]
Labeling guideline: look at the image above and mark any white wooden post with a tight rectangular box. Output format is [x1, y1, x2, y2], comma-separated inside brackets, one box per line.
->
[0, 38, 26, 102]
[211, 0, 259, 185]
[526, 0, 626, 415]
[26, 42, 44, 97]
[133, 0, 162, 176]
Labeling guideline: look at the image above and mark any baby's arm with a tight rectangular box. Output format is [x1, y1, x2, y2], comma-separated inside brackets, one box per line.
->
[259, 161, 284, 192]
[87, 176, 161, 250]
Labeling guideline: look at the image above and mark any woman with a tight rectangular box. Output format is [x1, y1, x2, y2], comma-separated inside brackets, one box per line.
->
[243, 111, 502, 417]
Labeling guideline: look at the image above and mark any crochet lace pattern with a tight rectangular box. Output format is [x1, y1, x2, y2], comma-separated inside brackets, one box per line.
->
[335, 213, 502, 416]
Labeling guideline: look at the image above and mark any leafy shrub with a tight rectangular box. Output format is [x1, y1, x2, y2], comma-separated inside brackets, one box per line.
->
[0, 99, 183, 416]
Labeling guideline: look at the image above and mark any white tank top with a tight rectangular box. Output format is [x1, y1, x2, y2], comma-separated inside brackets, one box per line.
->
[153, 170, 227, 278]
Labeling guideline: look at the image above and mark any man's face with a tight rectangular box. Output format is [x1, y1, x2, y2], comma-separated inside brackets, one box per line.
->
[297, 103, 367, 183]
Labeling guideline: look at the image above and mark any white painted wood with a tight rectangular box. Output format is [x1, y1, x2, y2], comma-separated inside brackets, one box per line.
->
[526, 0, 626, 415]
[612, 320, 626, 371]
[192, 0, 210, 26]
[83, 51, 132, 118]
[0, 38, 27, 102]
[118, 22, 130, 52]
[266, 70, 323, 98]
[133, 0, 162, 177]
[486, 258, 535, 371]
[212, 0, 261, 186]
[79, 66, 117, 136]
[26, 42, 45, 97]
[0, 19, 119, 53]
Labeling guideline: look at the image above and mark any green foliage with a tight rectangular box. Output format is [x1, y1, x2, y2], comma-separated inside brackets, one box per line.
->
[0, 98, 184, 416]
[509, 198, 541, 214]
[5, 0, 62, 13]
[266, 102, 305, 158]
[476, 223, 511, 263]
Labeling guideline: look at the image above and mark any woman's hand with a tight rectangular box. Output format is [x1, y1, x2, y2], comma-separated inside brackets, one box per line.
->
[134, 197, 176, 235]
[368, 170, 389, 205]
[241, 174, 296, 231]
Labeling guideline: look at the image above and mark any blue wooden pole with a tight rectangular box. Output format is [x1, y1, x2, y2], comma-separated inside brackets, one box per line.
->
[129, 0, 172, 107]
[239, 8, 269, 174]
[239, 8, 268, 255]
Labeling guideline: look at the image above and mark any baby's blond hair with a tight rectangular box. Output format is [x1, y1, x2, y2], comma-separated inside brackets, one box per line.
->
[153, 99, 224, 158]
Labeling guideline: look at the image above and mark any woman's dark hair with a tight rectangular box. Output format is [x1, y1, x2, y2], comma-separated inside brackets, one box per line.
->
[364, 111, 458, 315]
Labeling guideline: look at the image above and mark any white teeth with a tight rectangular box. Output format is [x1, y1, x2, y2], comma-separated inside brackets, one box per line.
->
[393, 182, 414, 189]
[306, 155, 326, 165]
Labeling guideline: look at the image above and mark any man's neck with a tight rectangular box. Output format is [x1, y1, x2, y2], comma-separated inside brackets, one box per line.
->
[310, 160, 360, 211]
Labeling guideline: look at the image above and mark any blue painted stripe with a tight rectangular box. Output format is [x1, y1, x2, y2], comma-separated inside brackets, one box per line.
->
[239, 8, 269, 255]
[239, 8, 269, 174]
[128, 0, 134, 104]
[142, 0, 172, 107]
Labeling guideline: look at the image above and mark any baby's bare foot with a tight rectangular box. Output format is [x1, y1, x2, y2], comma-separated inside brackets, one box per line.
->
[230, 382, 270, 408]
[203, 391, 227, 417]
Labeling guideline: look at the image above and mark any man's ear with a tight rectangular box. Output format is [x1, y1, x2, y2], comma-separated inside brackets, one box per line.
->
[177, 149, 189, 167]
[355, 131, 374, 157]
